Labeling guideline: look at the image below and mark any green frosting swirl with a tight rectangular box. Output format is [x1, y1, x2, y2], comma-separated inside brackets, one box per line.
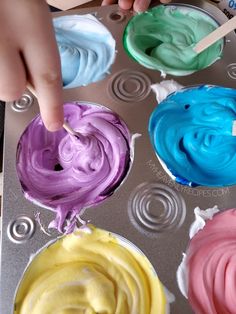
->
[123, 5, 223, 76]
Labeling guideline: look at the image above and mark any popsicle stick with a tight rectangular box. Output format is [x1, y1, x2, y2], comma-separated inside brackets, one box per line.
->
[47, 0, 92, 11]
[27, 83, 36, 96]
[27, 84, 82, 138]
[194, 16, 236, 54]
[63, 121, 77, 136]
[232, 121, 236, 136]
[63, 121, 84, 140]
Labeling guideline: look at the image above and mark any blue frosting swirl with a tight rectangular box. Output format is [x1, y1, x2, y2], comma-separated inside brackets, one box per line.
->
[149, 85, 236, 187]
[53, 15, 116, 88]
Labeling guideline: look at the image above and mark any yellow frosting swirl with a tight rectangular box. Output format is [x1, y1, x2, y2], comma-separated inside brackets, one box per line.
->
[14, 226, 167, 314]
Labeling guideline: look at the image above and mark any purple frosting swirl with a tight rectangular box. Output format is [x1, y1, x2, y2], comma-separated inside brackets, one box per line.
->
[16, 103, 131, 233]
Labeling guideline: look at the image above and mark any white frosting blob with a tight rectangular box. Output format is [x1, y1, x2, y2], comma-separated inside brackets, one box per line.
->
[165, 287, 175, 313]
[176, 253, 188, 298]
[189, 205, 220, 239]
[151, 80, 183, 103]
[176, 205, 220, 298]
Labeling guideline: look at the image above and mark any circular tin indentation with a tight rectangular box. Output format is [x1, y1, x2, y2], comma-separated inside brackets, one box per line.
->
[109, 70, 151, 102]
[108, 11, 126, 23]
[7, 216, 35, 243]
[11, 94, 33, 112]
[128, 182, 186, 236]
[227, 63, 236, 79]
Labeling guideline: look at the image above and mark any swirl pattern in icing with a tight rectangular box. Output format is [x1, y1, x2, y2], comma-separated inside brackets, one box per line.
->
[16, 103, 131, 233]
[149, 85, 236, 187]
[123, 5, 223, 76]
[53, 14, 116, 88]
[14, 225, 170, 314]
[186, 208, 236, 314]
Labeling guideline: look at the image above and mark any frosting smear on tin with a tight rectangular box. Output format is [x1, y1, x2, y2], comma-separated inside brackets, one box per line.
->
[151, 80, 183, 103]
[14, 225, 171, 314]
[149, 85, 236, 186]
[177, 207, 236, 314]
[54, 14, 116, 88]
[123, 5, 223, 76]
[16, 103, 131, 233]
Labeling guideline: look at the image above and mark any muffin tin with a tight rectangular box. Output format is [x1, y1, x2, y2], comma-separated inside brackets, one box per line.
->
[0, 1, 236, 313]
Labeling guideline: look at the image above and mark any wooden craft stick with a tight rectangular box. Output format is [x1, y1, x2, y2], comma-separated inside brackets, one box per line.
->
[194, 16, 236, 54]
[47, 0, 93, 11]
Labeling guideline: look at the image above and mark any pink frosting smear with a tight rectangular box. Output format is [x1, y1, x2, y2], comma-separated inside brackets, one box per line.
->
[16, 103, 131, 233]
[187, 208, 236, 314]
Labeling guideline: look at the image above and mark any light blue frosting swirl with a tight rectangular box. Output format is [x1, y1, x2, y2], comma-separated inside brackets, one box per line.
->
[53, 15, 116, 88]
[149, 85, 236, 187]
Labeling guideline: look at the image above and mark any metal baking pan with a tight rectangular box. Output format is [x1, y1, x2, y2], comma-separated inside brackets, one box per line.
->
[0, 1, 235, 313]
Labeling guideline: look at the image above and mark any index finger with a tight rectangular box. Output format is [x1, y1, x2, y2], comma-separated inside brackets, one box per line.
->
[21, 2, 63, 132]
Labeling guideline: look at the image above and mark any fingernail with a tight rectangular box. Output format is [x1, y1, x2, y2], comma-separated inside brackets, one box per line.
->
[47, 122, 62, 132]
[134, 0, 151, 12]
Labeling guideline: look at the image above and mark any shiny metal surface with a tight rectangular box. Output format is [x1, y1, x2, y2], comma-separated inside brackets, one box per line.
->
[1, 1, 236, 313]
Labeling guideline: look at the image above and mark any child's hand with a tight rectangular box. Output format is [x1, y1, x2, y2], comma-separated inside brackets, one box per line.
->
[102, 0, 172, 12]
[0, 0, 63, 131]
